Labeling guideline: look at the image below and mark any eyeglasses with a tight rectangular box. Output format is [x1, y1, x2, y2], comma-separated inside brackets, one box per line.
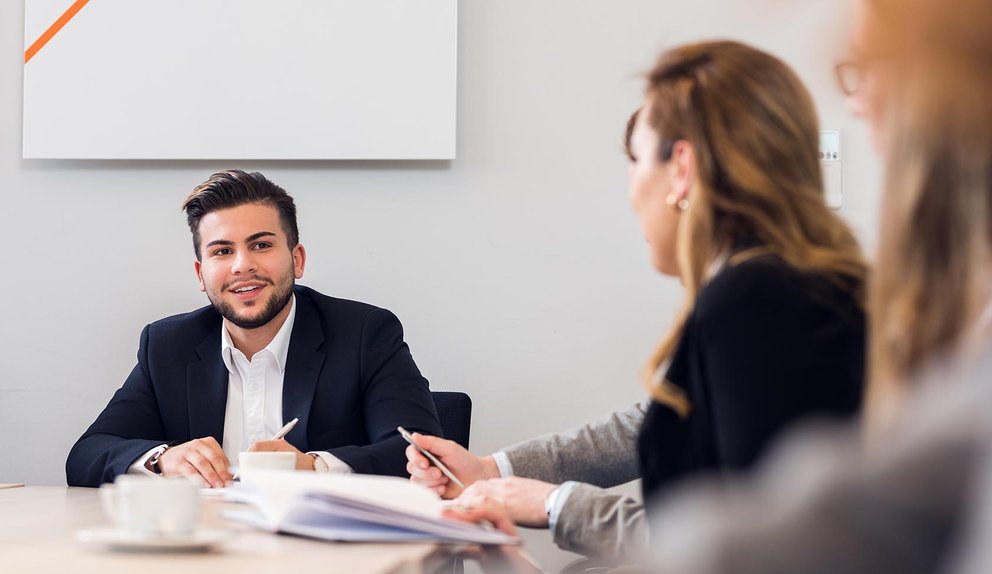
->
[834, 53, 888, 96]
[834, 61, 864, 96]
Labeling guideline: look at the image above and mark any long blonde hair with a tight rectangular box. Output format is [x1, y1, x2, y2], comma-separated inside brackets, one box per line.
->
[862, 0, 992, 423]
[638, 41, 868, 415]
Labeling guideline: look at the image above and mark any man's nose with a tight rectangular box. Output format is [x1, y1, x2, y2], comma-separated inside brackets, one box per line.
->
[231, 249, 257, 274]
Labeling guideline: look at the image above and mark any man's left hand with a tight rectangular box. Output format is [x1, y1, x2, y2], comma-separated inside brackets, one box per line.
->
[248, 439, 313, 470]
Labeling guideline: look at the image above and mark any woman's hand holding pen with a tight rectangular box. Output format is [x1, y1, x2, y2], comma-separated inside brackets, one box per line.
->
[405, 433, 500, 498]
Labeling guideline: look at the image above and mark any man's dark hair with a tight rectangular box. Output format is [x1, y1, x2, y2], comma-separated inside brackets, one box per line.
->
[181, 170, 299, 260]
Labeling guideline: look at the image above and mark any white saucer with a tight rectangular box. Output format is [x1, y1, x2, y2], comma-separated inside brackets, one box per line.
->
[76, 527, 231, 552]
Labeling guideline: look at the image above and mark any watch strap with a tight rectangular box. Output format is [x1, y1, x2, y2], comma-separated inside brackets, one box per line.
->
[148, 445, 169, 475]
[310, 453, 330, 473]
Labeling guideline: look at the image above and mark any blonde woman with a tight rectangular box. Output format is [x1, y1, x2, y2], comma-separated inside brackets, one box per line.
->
[413, 40, 868, 561]
[841, 0, 992, 430]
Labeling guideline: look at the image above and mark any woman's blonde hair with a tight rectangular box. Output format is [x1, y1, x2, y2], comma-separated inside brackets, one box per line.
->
[862, 0, 992, 423]
[637, 41, 868, 415]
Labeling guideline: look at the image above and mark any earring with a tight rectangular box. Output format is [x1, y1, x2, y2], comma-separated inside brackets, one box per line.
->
[666, 194, 688, 211]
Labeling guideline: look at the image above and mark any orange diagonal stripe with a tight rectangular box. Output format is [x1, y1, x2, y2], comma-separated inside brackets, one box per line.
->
[24, 0, 91, 64]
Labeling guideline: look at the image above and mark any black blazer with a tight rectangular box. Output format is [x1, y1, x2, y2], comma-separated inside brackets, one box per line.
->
[637, 257, 865, 505]
[66, 285, 442, 486]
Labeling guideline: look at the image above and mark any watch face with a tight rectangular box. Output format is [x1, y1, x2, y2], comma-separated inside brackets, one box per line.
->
[544, 487, 560, 516]
[150, 448, 166, 474]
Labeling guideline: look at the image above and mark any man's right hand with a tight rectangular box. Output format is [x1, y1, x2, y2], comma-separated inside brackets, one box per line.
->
[405, 433, 500, 498]
[156, 437, 232, 488]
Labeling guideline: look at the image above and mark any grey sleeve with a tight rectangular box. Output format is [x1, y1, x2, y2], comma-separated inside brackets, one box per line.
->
[553, 482, 648, 561]
[498, 400, 647, 487]
[644, 374, 989, 574]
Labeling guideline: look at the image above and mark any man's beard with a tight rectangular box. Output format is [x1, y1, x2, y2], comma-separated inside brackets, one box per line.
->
[208, 274, 295, 330]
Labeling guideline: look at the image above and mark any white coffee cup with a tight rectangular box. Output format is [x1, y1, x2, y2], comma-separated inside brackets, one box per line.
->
[237, 451, 296, 481]
[99, 475, 200, 537]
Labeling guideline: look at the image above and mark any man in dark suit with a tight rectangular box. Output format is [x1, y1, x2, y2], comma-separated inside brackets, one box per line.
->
[66, 170, 442, 488]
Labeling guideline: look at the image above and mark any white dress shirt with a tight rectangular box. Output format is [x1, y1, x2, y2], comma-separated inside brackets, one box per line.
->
[130, 295, 351, 476]
[220, 295, 296, 462]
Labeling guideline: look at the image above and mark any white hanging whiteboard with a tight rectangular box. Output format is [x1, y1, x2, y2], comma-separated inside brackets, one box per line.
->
[23, 0, 457, 160]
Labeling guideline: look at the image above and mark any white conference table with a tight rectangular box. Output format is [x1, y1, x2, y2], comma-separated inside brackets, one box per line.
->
[0, 486, 452, 574]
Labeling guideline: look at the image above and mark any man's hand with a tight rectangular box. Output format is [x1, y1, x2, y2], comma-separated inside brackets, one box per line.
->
[248, 439, 313, 470]
[405, 433, 500, 499]
[456, 477, 557, 528]
[156, 437, 232, 488]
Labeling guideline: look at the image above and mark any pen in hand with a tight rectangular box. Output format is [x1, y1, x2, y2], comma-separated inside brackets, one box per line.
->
[269, 417, 299, 442]
[398, 426, 466, 490]
[231, 417, 299, 481]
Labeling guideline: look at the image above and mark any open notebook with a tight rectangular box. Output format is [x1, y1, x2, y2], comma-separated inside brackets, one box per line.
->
[222, 471, 517, 545]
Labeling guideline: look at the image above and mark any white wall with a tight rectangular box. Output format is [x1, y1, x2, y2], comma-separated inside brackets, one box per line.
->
[0, 0, 881, 568]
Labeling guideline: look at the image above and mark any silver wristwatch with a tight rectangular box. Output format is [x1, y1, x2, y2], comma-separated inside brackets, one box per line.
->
[544, 486, 562, 517]
[148, 445, 169, 475]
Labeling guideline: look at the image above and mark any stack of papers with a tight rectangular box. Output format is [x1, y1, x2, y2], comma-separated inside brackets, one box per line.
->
[222, 471, 517, 545]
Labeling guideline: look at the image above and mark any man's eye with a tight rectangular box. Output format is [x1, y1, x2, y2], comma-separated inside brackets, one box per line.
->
[213, 248, 232, 256]
[252, 242, 271, 250]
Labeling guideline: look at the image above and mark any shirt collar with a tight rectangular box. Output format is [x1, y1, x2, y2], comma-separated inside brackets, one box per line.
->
[221, 294, 297, 374]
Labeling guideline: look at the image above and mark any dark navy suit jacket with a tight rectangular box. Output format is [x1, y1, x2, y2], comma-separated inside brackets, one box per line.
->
[66, 285, 442, 487]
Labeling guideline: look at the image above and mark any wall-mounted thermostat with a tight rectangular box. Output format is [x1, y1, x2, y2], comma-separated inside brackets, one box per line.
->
[819, 130, 843, 209]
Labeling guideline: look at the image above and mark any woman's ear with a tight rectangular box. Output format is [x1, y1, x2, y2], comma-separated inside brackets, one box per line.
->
[669, 140, 697, 201]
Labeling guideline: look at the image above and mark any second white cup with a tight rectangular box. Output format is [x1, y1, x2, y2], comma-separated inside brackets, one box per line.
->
[237, 451, 296, 480]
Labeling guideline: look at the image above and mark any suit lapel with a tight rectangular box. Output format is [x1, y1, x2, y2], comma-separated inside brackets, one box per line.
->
[188, 323, 228, 444]
[282, 291, 326, 451]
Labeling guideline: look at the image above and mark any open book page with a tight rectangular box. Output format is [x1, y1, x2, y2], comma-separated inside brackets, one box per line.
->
[223, 471, 517, 545]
